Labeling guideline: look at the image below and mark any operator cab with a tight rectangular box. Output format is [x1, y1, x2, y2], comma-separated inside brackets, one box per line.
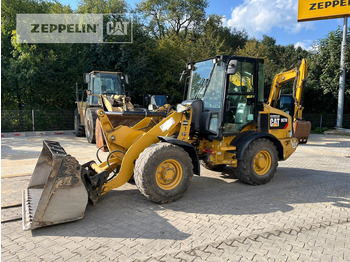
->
[183, 55, 264, 139]
[276, 94, 295, 118]
[84, 71, 125, 105]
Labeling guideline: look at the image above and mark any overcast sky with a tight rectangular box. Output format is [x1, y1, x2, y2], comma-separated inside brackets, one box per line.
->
[59, 0, 347, 50]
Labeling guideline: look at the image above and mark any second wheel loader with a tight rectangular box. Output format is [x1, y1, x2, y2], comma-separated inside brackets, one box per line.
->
[75, 71, 143, 144]
[22, 55, 310, 230]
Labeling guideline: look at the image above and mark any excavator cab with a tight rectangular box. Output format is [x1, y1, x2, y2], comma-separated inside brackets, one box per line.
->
[277, 94, 295, 117]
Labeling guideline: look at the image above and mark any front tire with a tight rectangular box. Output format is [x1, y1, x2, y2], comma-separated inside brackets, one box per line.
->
[235, 138, 278, 185]
[84, 108, 97, 144]
[74, 109, 85, 137]
[134, 143, 193, 204]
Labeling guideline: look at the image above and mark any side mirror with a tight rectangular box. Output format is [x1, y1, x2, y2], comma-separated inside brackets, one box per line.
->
[83, 73, 90, 84]
[227, 60, 238, 75]
[179, 70, 186, 82]
[121, 74, 129, 85]
[124, 75, 129, 85]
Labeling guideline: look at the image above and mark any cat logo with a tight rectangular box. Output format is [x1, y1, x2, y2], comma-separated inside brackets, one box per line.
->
[106, 21, 129, 36]
[269, 114, 289, 129]
[270, 115, 280, 127]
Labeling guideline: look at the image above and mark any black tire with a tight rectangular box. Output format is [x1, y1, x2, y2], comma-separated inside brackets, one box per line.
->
[128, 175, 135, 184]
[74, 109, 85, 137]
[200, 160, 226, 172]
[235, 138, 278, 185]
[84, 108, 98, 144]
[134, 143, 193, 204]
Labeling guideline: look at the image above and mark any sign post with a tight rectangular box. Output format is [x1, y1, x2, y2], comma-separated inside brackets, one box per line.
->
[298, 1, 349, 128]
[337, 17, 347, 128]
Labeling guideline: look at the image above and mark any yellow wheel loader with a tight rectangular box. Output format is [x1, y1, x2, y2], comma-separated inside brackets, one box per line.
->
[75, 71, 144, 144]
[23, 55, 310, 230]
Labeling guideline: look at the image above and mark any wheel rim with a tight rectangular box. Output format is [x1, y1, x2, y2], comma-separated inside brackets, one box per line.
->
[155, 159, 183, 190]
[253, 150, 272, 176]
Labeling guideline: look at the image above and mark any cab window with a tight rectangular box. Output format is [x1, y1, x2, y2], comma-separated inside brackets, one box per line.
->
[224, 61, 255, 134]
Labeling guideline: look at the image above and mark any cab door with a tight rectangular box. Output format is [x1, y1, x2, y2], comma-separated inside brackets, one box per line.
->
[223, 59, 259, 136]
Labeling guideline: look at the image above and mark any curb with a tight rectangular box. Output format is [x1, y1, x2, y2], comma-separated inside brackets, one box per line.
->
[1, 130, 75, 138]
[324, 128, 350, 136]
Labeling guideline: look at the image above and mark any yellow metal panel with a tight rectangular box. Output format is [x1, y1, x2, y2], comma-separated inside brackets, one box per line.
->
[199, 137, 237, 167]
[101, 112, 183, 194]
[298, 0, 350, 22]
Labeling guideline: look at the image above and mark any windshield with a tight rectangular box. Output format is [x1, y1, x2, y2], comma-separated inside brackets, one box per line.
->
[92, 73, 122, 95]
[187, 59, 225, 109]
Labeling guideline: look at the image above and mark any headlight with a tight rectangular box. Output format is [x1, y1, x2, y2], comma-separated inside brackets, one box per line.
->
[176, 104, 189, 113]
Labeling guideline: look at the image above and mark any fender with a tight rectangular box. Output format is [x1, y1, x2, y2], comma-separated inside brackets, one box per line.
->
[231, 131, 283, 160]
[158, 136, 200, 175]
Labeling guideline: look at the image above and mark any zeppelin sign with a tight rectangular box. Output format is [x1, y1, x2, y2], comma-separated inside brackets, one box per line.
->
[298, 0, 350, 21]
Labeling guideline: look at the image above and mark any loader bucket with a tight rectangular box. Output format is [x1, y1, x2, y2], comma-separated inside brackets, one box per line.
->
[22, 141, 88, 230]
[107, 113, 145, 128]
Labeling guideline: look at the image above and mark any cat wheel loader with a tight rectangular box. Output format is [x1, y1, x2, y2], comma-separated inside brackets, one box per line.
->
[22, 55, 310, 230]
[75, 71, 144, 145]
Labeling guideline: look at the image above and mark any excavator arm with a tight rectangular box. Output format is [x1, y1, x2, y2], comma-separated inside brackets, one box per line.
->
[267, 59, 308, 121]
[267, 59, 310, 143]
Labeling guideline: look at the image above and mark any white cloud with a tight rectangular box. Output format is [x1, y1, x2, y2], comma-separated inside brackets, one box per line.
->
[225, 0, 314, 37]
[295, 40, 318, 51]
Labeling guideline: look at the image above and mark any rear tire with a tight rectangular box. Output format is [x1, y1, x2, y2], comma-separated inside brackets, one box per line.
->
[200, 160, 226, 172]
[74, 109, 85, 137]
[134, 143, 193, 204]
[235, 138, 278, 185]
[84, 108, 97, 144]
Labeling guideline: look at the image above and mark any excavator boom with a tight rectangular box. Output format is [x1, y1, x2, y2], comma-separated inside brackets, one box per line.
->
[267, 59, 310, 143]
[268, 59, 308, 121]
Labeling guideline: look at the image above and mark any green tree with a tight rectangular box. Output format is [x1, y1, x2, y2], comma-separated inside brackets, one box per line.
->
[1, 0, 76, 110]
[137, 0, 208, 39]
[77, 0, 127, 13]
[306, 27, 350, 113]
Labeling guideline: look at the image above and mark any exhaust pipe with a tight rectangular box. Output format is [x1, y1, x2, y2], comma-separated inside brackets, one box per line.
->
[22, 141, 88, 230]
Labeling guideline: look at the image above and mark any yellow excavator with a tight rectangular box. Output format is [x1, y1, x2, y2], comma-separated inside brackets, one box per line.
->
[267, 63, 311, 143]
[22, 55, 310, 230]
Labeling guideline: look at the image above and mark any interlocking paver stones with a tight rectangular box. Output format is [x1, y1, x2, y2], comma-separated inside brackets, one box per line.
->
[1, 134, 350, 261]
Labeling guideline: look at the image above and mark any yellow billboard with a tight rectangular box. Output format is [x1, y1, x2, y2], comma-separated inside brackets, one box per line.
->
[298, 0, 350, 21]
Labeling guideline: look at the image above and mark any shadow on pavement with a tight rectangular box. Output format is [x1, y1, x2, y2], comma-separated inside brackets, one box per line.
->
[31, 167, 350, 240]
[1, 145, 41, 160]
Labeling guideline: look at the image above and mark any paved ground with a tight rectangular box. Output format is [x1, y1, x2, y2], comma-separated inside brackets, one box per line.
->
[1, 134, 350, 261]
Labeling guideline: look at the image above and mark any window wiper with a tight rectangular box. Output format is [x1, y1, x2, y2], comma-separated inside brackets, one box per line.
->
[194, 78, 209, 99]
